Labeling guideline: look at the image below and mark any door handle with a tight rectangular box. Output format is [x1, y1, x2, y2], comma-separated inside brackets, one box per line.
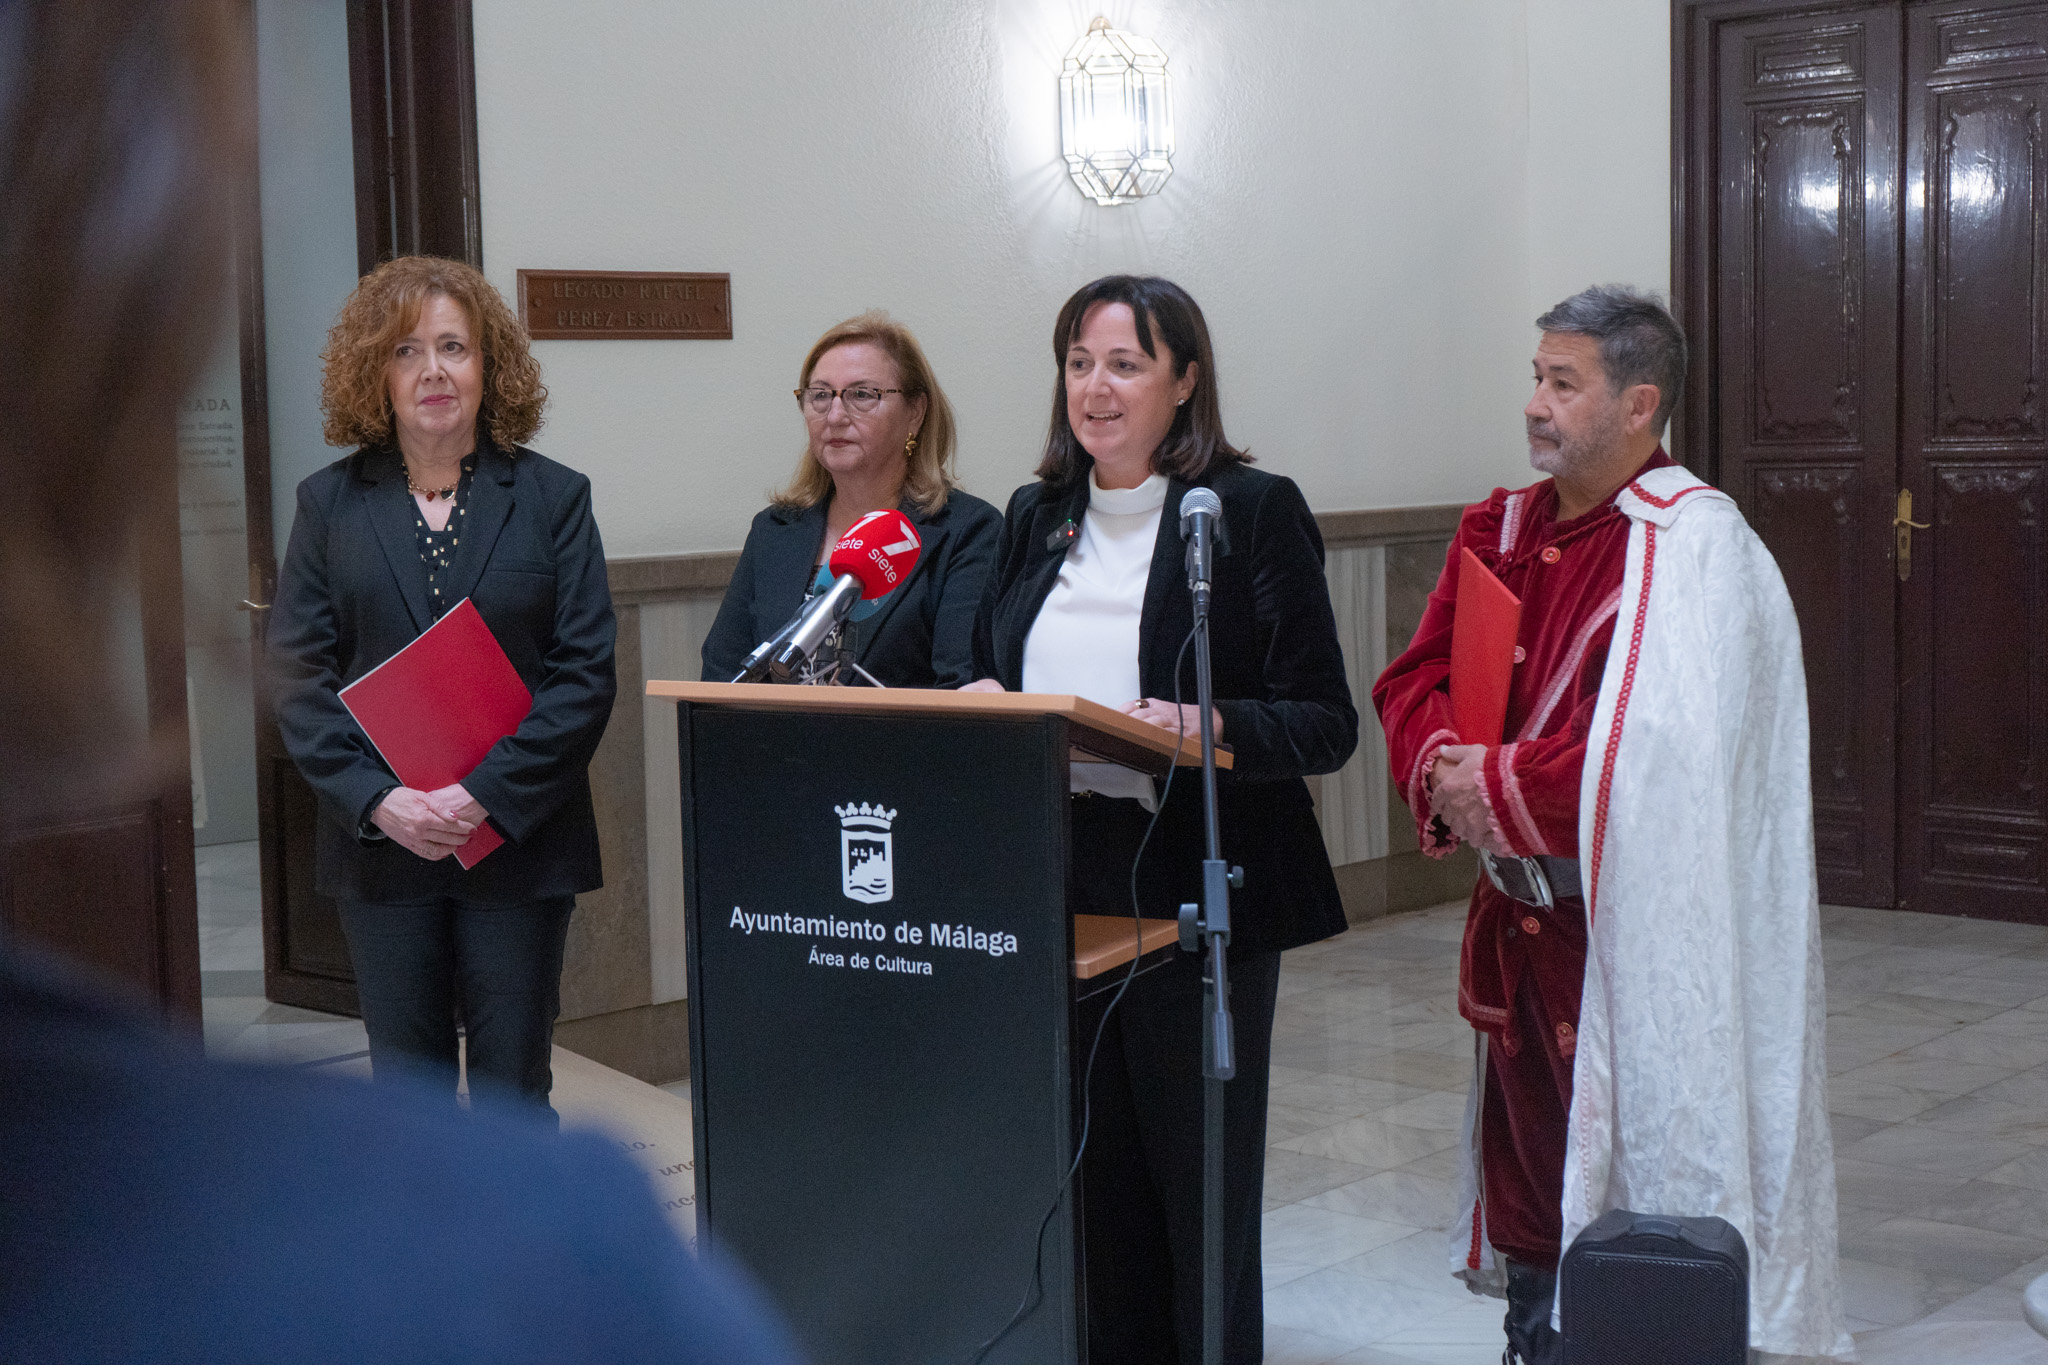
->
[1894, 489, 1930, 582]
[236, 600, 271, 613]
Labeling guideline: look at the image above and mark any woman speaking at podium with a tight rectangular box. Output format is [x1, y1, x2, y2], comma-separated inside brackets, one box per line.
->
[700, 312, 1001, 687]
[269, 257, 616, 1118]
[967, 276, 1357, 1361]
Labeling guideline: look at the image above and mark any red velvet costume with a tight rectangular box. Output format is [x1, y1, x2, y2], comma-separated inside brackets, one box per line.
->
[1372, 451, 1675, 1270]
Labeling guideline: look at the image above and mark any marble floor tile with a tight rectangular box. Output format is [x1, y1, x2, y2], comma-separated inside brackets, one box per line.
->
[1278, 1114, 1460, 1172]
[1826, 1072, 1947, 1123]
[1835, 1256, 1986, 1327]
[1912, 1178, 2048, 1241]
[1254, 900, 2048, 1362]
[1982, 1147, 2048, 1194]
[1342, 1048, 1475, 1093]
[1372, 1090, 1469, 1133]
[1852, 1319, 2048, 1364]
[1266, 1148, 1380, 1204]
[1840, 1122, 2033, 1178]
[1830, 1157, 1971, 1217]
[1839, 991, 2007, 1029]
[1844, 1216, 2048, 1282]
[1266, 1072, 1430, 1119]
[1262, 1323, 1367, 1364]
[1304, 1170, 1460, 1231]
[1904, 973, 2048, 1008]
[1915, 1094, 2048, 1147]
[1833, 1054, 2019, 1099]
[1262, 1204, 1419, 1269]
[1905, 1026, 2048, 1072]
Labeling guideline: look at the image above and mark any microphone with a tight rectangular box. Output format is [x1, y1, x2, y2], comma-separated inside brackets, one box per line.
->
[732, 509, 922, 683]
[1180, 486, 1223, 608]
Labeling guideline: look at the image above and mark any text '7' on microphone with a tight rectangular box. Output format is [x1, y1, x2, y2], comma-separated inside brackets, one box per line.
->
[732, 510, 923, 683]
[1179, 486, 1223, 605]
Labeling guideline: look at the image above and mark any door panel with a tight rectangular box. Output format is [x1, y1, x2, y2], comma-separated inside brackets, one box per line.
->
[1900, 0, 2048, 921]
[1714, 6, 1903, 907]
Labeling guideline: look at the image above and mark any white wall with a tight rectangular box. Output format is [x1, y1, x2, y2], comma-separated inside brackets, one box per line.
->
[473, 0, 1669, 558]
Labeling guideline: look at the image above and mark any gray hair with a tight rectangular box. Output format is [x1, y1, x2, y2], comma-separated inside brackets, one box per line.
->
[1535, 285, 1687, 435]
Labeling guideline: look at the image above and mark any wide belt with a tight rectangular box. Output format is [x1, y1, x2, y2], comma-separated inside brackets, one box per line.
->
[1479, 851, 1582, 911]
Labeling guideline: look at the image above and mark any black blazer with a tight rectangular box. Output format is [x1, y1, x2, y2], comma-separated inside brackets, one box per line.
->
[973, 461, 1357, 956]
[269, 442, 617, 905]
[700, 490, 1003, 688]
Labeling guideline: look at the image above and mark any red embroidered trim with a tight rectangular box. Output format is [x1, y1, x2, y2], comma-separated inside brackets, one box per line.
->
[1459, 979, 1511, 1027]
[1517, 585, 1623, 741]
[1499, 491, 1525, 555]
[1470, 757, 1513, 853]
[1468, 1199, 1485, 1271]
[1495, 742, 1546, 855]
[1626, 479, 1711, 511]
[1587, 525, 1656, 924]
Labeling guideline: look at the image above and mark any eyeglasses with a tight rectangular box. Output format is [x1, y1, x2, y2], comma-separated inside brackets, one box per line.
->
[794, 385, 904, 415]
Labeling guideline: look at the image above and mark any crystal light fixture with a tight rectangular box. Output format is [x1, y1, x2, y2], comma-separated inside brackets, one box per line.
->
[1059, 16, 1175, 206]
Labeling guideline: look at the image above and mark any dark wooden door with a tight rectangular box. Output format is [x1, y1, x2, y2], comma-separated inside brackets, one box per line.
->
[1707, 4, 1905, 908]
[1897, 0, 2048, 921]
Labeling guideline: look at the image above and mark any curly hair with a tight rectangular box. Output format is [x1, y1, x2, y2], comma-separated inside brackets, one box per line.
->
[320, 256, 546, 450]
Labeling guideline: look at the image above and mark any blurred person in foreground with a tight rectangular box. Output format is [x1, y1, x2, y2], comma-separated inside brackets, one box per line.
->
[269, 255, 614, 1117]
[0, 4, 800, 1361]
[1372, 286, 1847, 1364]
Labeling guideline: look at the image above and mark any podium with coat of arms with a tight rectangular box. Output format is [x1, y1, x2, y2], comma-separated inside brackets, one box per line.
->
[645, 682, 1222, 1365]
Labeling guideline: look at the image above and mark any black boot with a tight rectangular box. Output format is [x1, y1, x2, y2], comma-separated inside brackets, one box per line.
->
[1501, 1258, 1562, 1365]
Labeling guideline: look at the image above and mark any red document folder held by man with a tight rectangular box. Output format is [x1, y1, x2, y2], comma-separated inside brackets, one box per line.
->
[339, 598, 532, 869]
[1450, 547, 1523, 745]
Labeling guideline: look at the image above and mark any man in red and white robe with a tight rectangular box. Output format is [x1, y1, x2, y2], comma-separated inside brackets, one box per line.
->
[1374, 287, 1850, 1364]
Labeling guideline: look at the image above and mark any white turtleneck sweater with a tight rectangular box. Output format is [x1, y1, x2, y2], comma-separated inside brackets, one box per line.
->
[1023, 470, 1167, 805]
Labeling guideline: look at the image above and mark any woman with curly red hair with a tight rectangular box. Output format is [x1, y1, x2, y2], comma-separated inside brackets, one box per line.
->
[268, 255, 616, 1119]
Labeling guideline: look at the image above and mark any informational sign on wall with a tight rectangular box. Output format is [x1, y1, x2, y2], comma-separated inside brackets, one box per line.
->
[516, 269, 732, 340]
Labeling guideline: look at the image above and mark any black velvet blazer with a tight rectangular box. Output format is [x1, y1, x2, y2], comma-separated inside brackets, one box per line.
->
[700, 490, 1003, 688]
[268, 442, 617, 905]
[972, 460, 1358, 956]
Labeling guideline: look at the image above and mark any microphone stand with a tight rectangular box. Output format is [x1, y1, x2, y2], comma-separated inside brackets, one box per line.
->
[1177, 507, 1236, 1365]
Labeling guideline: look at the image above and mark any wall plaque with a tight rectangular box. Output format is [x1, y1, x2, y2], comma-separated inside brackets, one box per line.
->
[516, 269, 732, 341]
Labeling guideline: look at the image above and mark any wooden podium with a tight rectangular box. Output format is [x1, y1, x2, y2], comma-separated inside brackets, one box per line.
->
[645, 682, 1228, 1365]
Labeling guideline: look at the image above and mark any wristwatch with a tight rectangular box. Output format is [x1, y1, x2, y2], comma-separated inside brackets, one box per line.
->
[358, 784, 398, 841]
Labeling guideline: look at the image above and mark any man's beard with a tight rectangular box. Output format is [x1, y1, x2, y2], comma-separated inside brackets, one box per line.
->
[1527, 400, 1627, 477]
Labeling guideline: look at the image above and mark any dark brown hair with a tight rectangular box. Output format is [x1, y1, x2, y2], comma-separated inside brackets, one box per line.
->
[0, 0, 244, 812]
[772, 311, 959, 516]
[321, 256, 547, 451]
[1034, 275, 1249, 488]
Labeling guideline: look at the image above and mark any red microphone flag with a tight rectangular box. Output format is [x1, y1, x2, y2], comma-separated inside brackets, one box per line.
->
[829, 509, 922, 598]
[338, 598, 533, 869]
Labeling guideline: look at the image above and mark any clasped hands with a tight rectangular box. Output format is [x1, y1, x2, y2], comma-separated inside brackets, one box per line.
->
[959, 679, 1223, 741]
[371, 783, 488, 861]
[1428, 743, 1509, 856]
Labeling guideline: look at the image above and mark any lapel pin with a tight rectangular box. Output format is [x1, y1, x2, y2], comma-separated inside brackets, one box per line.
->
[1045, 519, 1079, 553]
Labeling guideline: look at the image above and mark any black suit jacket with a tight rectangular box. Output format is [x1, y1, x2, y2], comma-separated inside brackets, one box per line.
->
[973, 461, 1357, 955]
[269, 442, 617, 905]
[700, 490, 1003, 688]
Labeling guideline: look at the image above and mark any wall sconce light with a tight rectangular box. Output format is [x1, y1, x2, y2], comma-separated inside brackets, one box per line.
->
[1059, 16, 1174, 206]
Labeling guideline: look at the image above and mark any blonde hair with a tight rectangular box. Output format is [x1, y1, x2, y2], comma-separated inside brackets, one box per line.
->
[320, 255, 547, 451]
[773, 311, 957, 516]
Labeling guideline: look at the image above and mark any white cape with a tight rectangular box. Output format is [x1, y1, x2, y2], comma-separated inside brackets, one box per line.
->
[1447, 465, 1854, 1361]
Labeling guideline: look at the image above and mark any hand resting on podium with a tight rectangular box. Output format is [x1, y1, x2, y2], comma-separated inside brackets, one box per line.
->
[959, 678, 1224, 741]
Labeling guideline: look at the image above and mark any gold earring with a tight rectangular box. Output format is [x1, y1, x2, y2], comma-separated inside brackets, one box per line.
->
[905, 433, 919, 456]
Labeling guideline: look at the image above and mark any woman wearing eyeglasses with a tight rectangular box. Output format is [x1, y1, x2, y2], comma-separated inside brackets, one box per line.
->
[701, 312, 1001, 688]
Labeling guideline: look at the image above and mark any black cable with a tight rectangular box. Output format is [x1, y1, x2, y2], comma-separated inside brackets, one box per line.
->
[967, 622, 1201, 1364]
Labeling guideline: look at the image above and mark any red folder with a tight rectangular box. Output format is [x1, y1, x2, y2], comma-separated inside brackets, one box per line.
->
[1450, 547, 1523, 745]
[339, 597, 532, 869]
